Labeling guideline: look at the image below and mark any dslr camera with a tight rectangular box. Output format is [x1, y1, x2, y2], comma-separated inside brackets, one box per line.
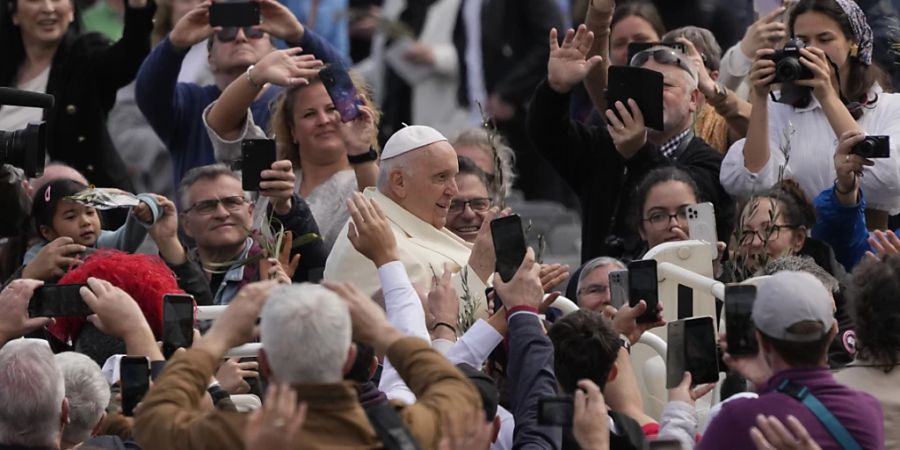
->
[0, 87, 50, 177]
[766, 39, 814, 84]
[851, 135, 890, 159]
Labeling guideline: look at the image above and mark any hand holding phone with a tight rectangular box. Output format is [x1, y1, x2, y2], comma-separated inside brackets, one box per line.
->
[686, 202, 718, 260]
[607, 66, 664, 130]
[491, 215, 527, 283]
[28, 283, 92, 317]
[627, 260, 659, 323]
[319, 65, 362, 122]
[666, 316, 719, 388]
[240, 139, 277, 191]
[120, 356, 151, 416]
[725, 285, 758, 357]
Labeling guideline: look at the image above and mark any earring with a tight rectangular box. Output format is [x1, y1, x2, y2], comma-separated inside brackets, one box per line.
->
[850, 44, 859, 57]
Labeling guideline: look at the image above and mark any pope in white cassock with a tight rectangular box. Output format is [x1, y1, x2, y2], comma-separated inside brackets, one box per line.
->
[325, 125, 496, 327]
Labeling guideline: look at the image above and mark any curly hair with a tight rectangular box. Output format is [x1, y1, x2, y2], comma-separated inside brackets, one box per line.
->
[848, 254, 900, 372]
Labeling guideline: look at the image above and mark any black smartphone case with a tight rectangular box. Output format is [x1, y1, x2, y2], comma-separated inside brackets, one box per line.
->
[607, 66, 664, 131]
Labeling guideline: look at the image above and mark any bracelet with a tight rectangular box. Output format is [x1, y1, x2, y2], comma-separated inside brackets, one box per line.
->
[245, 64, 262, 89]
[347, 147, 379, 164]
[834, 177, 857, 195]
[618, 333, 632, 354]
[432, 321, 457, 334]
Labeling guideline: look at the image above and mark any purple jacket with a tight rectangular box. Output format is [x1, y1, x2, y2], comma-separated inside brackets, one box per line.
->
[699, 367, 883, 450]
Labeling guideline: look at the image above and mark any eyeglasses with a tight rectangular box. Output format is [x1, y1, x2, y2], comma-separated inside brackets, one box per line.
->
[739, 225, 798, 246]
[448, 197, 491, 214]
[215, 26, 265, 43]
[630, 47, 696, 81]
[643, 206, 689, 229]
[184, 195, 248, 215]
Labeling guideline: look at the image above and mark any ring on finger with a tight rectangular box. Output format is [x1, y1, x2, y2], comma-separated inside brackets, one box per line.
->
[273, 418, 287, 428]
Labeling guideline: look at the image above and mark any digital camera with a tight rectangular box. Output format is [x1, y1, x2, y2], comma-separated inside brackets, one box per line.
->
[851, 135, 890, 159]
[766, 39, 814, 84]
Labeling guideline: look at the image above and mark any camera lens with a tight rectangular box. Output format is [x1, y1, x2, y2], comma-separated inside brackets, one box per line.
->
[853, 138, 875, 157]
[775, 58, 803, 82]
[0, 122, 46, 177]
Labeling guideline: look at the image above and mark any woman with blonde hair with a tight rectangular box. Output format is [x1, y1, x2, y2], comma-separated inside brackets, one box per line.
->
[205, 49, 380, 250]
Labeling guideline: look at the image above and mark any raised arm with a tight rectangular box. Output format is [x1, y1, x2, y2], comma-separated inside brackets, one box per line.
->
[582, 0, 613, 112]
[89, 0, 156, 103]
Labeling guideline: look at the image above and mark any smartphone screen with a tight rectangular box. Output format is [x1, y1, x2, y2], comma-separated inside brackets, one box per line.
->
[725, 285, 758, 356]
[29, 283, 91, 317]
[628, 259, 658, 323]
[490, 215, 526, 282]
[208, 2, 260, 27]
[319, 65, 361, 122]
[120, 356, 150, 417]
[684, 316, 719, 385]
[162, 294, 195, 359]
[607, 66, 664, 130]
[608, 269, 629, 309]
[537, 396, 574, 426]
[240, 139, 276, 191]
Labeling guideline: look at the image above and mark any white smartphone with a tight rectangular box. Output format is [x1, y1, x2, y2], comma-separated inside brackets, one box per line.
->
[686, 202, 718, 260]
[608, 269, 629, 309]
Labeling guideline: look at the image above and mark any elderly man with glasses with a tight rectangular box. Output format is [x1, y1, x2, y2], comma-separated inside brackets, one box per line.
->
[135, 0, 350, 190]
[526, 25, 734, 262]
[174, 164, 326, 305]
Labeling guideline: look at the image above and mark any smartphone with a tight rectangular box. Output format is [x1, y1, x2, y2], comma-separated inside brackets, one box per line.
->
[28, 283, 91, 317]
[537, 396, 574, 427]
[667, 317, 719, 388]
[646, 438, 686, 450]
[319, 64, 361, 122]
[608, 269, 629, 309]
[627, 259, 659, 323]
[850, 135, 890, 159]
[627, 41, 687, 64]
[607, 66, 664, 130]
[725, 285, 759, 357]
[162, 294, 195, 359]
[120, 356, 151, 417]
[686, 202, 718, 260]
[491, 215, 527, 282]
[208, 2, 260, 27]
[240, 139, 276, 191]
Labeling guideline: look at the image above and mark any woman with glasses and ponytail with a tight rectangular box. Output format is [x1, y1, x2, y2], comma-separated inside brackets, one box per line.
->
[721, 0, 900, 230]
[0, 0, 155, 192]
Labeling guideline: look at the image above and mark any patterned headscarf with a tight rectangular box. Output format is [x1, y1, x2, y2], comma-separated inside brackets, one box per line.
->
[833, 0, 874, 65]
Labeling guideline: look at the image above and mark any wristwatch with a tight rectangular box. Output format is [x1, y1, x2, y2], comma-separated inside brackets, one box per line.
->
[348, 147, 379, 164]
[619, 333, 632, 354]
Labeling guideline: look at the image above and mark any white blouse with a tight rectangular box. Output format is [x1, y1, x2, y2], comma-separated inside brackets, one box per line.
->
[721, 86, 900, 214]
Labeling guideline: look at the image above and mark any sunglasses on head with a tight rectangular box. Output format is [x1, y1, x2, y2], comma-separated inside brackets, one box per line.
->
[629, 47, 696, 81]
[215, 26, 265, 42]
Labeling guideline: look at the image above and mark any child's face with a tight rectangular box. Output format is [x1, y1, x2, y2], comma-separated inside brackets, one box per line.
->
[44, 199, 101, 246]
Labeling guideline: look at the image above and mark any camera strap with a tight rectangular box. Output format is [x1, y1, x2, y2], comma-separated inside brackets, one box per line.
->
[776, 379, 862, 450]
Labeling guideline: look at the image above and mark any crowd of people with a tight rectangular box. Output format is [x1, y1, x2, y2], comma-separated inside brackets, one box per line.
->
[2, 0, 900, 448]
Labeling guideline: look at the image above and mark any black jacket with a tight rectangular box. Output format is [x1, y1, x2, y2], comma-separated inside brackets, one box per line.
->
[0, 1, 155, 190]
[455, 0, 562, 109]
[527, 80, 735, 262]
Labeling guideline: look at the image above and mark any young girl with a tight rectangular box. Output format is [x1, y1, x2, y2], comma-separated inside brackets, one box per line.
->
[23, 179, 161, 271]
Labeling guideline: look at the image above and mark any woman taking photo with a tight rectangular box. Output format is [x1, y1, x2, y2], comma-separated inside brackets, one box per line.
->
[204, 50, 380, 250]
[0, 0, 155, 190]
[721, 0, 900, 229]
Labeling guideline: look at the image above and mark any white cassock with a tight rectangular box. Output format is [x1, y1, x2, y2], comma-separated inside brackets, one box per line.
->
[325, 187, 489, 328]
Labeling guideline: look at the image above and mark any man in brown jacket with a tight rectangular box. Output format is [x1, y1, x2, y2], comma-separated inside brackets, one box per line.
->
[133, 280, 482, 450]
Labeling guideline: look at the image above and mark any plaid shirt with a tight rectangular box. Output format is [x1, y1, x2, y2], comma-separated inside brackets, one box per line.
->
[659, 129, 692, 160]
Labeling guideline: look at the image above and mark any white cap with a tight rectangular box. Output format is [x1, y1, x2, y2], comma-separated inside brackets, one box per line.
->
[380, 125, 448, 160]
[752, 271, 835, 343]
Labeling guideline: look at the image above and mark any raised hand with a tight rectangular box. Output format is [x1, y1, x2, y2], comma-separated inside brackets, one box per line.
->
[80, 277, 149, 340]
[198, 281, 278, 357]
[337, 104, 377, 156]
[169, 1, 217, 50]
[260, 160, 296, 215]
[605, 99, 647, 159]
[572, 379, 610, 450]
[547, 25, 604, 93]
[0, 279, 51, 344]
[216, 357, 259, 394]
[750, 415, 823, 450]
[468, 207, 512, 283]
[795, 46, 839, 101]
[493, 247, 543, 310]
[253, 48, 324, 87]
[322, 281, 402, 354]
[750, 49, 777, 99]
[245, 384, 308, 450]
[539, 263, 570, 293]
[668, 372, 715, 406]
[426, 264, 459, 333]
[346, 192, 398, 267]
[677, 37, 717, 96]
[867, 230, 900, 260]
[259, 257, 293, 284]
[258, 0, 304, 42]
[611, 299, 665, 345]
[740, 7, 787, 59]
